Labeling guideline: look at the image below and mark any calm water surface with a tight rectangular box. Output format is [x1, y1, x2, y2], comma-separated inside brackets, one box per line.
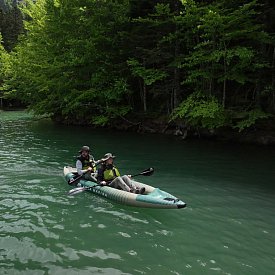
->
[0, 111, 275, 275]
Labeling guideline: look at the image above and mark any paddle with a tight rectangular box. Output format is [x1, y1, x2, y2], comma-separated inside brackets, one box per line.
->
[67, 184, 102, 196]
[131, 167, 154, 177]
[68, 170, 97, 185]
[67, 167, 154, 196]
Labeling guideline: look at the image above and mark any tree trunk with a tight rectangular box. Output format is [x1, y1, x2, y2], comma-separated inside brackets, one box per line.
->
[143, 81, 147, 113]
[171, 0, 181, 111]
[173, 55, 180, 110]
[272, 46, 275, 110]
[222, 44, 227, 107]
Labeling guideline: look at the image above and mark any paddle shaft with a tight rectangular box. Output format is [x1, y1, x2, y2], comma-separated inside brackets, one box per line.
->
[69, 159, 104, 185]
[68, 171, 87, 185]
[131, 167, 154, 177]
[69, 170, 97, 185]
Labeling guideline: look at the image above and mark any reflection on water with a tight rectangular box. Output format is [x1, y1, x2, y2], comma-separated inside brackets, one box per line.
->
[1, 111, 275, 274]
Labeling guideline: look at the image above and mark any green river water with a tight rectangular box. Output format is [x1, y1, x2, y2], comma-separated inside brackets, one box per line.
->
[0, 110, 275, 275]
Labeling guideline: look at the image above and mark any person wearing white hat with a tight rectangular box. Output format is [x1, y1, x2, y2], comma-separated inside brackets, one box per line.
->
[97, 153, 145, 194]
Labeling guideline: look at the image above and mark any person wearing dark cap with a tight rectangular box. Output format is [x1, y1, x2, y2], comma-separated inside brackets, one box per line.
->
[76, 146, 102, 181]
[97, 153, 145, 194]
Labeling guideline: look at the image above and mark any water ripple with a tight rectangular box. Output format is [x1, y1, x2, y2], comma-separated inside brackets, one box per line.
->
[1, 111, 275, 275]
[0, 236, 62, 264]
[93, 207, 149, 224]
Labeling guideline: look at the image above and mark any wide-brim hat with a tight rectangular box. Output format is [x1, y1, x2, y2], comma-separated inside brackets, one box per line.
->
[102, 153, 116, 161]
[79, 145, 90, 153]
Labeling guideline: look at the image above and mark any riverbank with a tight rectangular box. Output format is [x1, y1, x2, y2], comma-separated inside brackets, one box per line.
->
[2, 109, 274, 145]
[53, 113, 275, 146]
[112, 118, 275, 146]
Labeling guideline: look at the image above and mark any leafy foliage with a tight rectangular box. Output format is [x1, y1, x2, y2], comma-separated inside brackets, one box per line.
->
[232, 109, 272, 132]
[2, 0, 131, 124]
[171, 92, 227, 129]
[127, 58, 167, 86]
[0, 1, 24, 51]
[0, 34, 8, 78]
[1, 0, 274, 132]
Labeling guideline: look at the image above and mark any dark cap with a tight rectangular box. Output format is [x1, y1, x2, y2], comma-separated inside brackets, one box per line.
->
[79, 145, 90, 153]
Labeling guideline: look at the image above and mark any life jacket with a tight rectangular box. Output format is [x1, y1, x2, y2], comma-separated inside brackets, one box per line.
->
[103, 165, 120, 181]
[77, 154, 96, 172]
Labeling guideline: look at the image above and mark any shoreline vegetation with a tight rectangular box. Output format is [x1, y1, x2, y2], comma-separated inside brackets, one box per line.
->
[52, 113, 275, 146]
[1, 1, 275, 146]
[1, 108, 275, 145]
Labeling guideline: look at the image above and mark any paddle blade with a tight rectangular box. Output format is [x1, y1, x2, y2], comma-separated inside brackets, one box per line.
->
[139, 167, 154, 176]
[67, 187, 86, 196]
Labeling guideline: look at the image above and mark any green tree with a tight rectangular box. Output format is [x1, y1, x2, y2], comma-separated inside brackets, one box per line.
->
[4, 0, 131, 125]
[0, 33, 7, 84]
[0, 33, 9, 107]
[127, 1, 186, 115]
[171, 0, 273, 130]
[2, 0, 275, 133]
[127, 58, 167, 113]
[0, 1, 23, 51]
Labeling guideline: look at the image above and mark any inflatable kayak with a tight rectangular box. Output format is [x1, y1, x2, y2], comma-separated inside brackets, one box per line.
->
[64, 166, 186, 209]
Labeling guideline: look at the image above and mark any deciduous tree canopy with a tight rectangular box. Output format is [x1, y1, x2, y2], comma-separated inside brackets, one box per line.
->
[1, 0, 274, 133]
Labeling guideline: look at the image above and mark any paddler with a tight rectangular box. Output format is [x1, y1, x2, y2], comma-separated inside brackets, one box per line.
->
[76, 145, 103, 181]
[97, 153, 145, 194]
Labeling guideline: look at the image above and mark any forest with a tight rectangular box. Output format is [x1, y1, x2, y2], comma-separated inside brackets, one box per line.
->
[1, 0, 275, 141]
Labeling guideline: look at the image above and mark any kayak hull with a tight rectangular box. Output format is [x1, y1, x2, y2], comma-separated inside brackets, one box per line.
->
[64, 166, 186, 209]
